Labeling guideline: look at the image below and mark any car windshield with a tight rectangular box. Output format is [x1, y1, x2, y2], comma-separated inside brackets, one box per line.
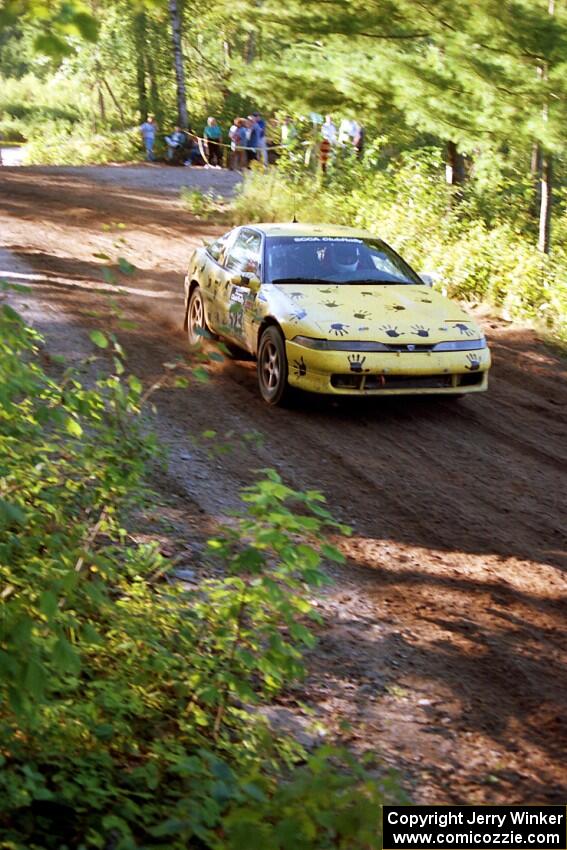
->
[266, 236, 422, 285]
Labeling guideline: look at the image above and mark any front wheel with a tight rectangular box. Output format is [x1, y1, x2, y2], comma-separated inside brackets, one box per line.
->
[186, 286, 207, 347]
[257, 326, 292, 406]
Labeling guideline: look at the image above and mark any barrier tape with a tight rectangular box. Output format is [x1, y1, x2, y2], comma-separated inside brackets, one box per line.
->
[183, 134, 313, 167]
[173, 132, 311, 153]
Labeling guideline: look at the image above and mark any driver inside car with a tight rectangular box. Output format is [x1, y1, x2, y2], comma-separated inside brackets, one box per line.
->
[323, 241, 364, 276]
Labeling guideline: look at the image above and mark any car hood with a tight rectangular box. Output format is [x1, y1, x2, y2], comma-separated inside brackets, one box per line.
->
[270, 283, 482, 343]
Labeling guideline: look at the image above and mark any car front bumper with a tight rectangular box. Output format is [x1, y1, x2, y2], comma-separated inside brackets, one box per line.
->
[285, 340, 491, 396]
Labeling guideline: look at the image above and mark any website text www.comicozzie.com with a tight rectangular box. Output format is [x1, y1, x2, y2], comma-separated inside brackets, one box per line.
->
[383, 806, 567, 850]
[388, 831, 560, 846]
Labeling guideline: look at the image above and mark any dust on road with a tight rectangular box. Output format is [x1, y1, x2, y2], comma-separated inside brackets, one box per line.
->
[0, 164, 565, 804]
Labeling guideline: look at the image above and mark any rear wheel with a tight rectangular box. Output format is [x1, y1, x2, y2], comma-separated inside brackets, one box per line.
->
[186, 286, 207, 347]
[257, 326, 291, 406]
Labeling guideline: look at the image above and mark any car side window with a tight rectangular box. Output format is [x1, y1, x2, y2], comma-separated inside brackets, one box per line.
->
[207, 232, 233, 266]
[225, 229, 262, 276]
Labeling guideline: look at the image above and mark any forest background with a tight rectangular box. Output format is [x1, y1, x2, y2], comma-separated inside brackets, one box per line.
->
[1, 0, 567, 340]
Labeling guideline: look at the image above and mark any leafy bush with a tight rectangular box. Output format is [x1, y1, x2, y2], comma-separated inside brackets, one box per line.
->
[25, 122, 141, 165]
[0, 115, 29, 142]
[0, 290, 398, 848]
[181, 187, 228, 222]
[231, 152, 567, 340]
[0, 73, 87, 120]
[0, 72, 88, 144]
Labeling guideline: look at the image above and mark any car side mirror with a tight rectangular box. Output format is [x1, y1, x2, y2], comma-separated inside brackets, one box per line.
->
[245, 275, 261, 293]
[419, 272, 435, 288]
[230, 274, 261, 293]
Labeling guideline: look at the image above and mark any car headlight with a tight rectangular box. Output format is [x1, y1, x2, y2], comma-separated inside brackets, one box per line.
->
[432, 338, 487, 351]
[293, 336, 391, 351]
[293, 335, 487, 352]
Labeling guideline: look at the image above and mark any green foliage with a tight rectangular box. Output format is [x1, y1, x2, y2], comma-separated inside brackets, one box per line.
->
[0, 72, 86, 143]
[0, 0, 98, 60]
[181, 188, 229, 221]
[25, 122, 140, 165]
[0, 295, 398, 847]
[0, 71, 134, 160]
[232, 152, 567, 339]
[245, 0, 567, 153]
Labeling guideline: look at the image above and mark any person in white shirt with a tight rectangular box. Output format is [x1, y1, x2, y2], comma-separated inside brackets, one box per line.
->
[338, 118, 358, 146]
[228, 119, 239, 169]
[321, 115, 337, 145]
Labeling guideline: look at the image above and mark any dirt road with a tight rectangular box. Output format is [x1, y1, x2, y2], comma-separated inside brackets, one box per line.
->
[1, 165, 565, 804]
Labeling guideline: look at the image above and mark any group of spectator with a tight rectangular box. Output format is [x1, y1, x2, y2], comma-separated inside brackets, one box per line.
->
[320, 114, 365, 156]
[139, 110, 364, 170]
[228, 113, 268, 169]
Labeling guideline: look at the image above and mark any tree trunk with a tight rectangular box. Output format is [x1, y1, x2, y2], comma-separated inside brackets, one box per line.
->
[531, 141, 542, 216]
[168, 0, 189, 127]
[102, 77, 126, 124]
[245, 31, 256, 64]
[538, 153, 552, 254]
[94, 61, 106, 124]
[536, 0, 554, 253]
[98, 87, 106, 124]
[146, 45, 161, 123]
[133, 12, 148, 121]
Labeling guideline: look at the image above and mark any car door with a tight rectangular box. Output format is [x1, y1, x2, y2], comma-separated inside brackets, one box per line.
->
[220, 228, 263, 350]
[201, 230, 236, 334]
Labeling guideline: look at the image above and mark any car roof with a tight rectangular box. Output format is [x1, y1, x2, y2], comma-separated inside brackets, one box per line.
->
[250, 223, 375, 239]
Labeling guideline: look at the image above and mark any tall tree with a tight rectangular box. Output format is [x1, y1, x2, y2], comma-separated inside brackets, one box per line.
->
[537, 0, 556, 254]
[133, 11, 149, 121]
[168, 0, 188, 126]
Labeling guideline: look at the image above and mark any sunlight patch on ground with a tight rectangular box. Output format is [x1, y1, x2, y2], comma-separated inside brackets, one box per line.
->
[0, 268, 174, 298]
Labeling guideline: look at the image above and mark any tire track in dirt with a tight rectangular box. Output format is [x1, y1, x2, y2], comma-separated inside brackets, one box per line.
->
[180, 369, 564, 573]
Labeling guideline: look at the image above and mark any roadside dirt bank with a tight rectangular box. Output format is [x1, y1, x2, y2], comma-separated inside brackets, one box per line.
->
[0, 165, 565, 805]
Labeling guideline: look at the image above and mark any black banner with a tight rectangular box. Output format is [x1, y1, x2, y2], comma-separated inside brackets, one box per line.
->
[383, 806, 567, 850]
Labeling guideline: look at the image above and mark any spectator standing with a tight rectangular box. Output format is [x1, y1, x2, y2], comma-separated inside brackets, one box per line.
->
[246, 115, 259, 165]
[253, 111, 268, 166]
[338, 117, 357, 146]
[319, 137, 332, 173]
[228, 118, 238, 169]
[203, 116, 223, 167]
[321, 114, 337, 146]
[231, 118, 247, 171]
[140, 115, 158, 161]
[353, 123, 365, 158]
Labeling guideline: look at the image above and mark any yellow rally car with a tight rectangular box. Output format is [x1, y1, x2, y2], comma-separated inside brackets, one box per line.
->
[184, 223, 491, 405]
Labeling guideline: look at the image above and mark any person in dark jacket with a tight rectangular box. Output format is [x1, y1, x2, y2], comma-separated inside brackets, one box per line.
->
[246, 116, 259, 165]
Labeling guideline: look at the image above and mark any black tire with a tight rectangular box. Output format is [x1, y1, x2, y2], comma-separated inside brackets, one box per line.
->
[257, 326, 292, 406]
[186, 287, 207, 347]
